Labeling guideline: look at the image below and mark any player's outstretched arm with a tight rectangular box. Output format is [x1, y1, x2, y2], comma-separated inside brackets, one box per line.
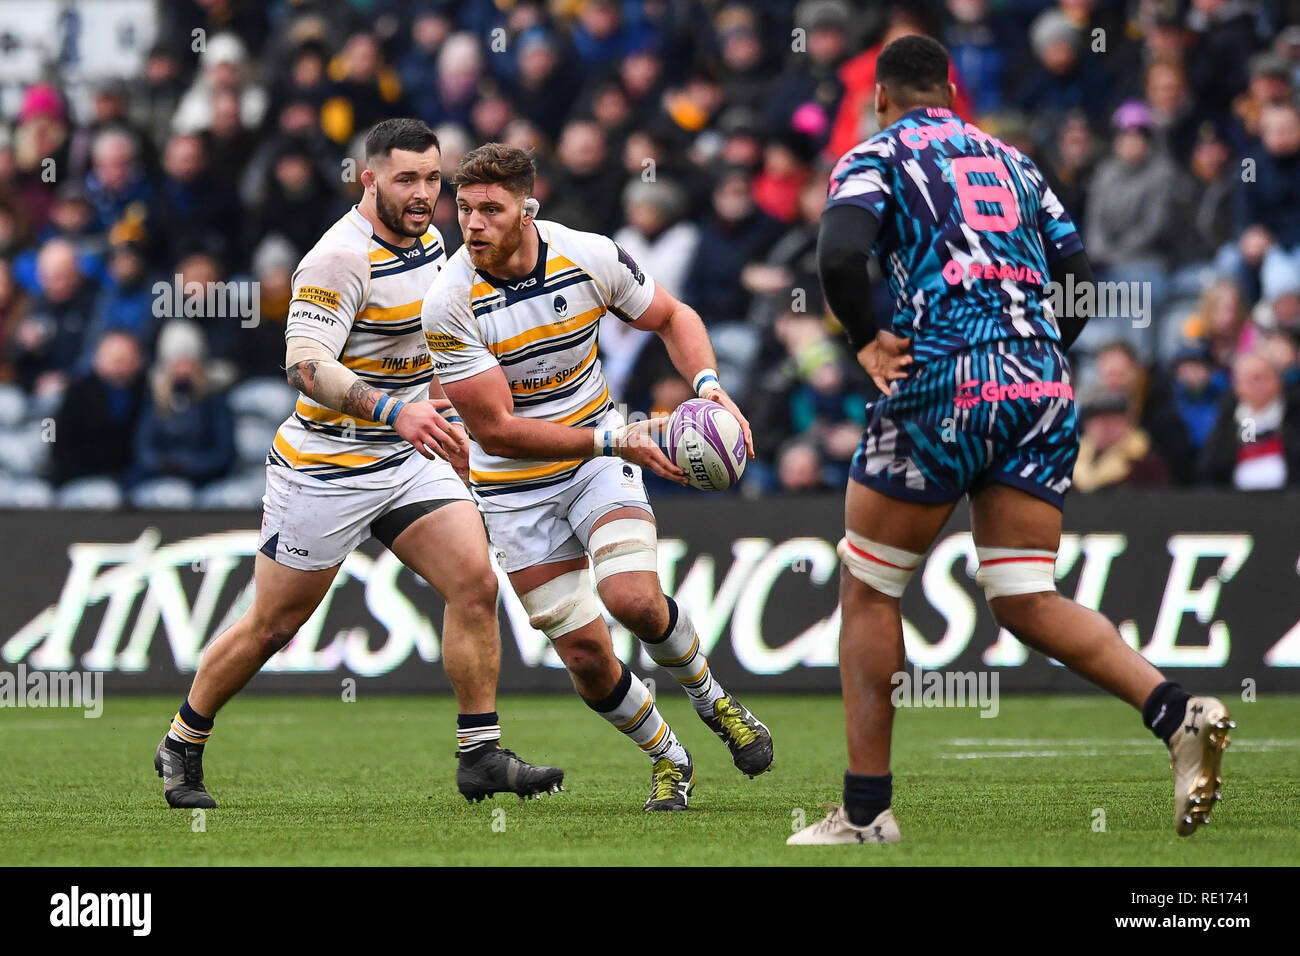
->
[628, 284, 754, 459]
[441, 363, 687, 484]
[284, 336, 465, 464]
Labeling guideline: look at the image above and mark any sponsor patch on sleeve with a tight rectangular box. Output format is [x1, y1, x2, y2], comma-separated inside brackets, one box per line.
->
[296, 285, 341, 310]
[425, 331, 467, 352]
[614, 242, 645, 285]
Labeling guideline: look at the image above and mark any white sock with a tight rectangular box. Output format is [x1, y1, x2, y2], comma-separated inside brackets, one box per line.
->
[587, 665, 687, 763]
[643, 598, 727, 717]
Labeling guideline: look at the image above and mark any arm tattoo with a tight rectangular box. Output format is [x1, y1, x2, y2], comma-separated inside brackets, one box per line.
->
[287, 358, 384, 421]
[286, 359, 316, 395]
[340, 379, 383, 421]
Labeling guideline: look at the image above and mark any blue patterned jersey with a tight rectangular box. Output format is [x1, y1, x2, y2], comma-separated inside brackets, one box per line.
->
[826, 106, 1083, 363]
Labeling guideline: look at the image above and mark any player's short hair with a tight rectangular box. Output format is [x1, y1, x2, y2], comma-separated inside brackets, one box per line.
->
[364, 118, 440, 163]
[876, 35, 951, 108]
[452, 142, 536, 197]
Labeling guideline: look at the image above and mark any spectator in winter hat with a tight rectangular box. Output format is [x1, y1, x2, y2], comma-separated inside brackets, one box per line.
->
[129, 318, 235, 489]
[173, 32, 268, 136]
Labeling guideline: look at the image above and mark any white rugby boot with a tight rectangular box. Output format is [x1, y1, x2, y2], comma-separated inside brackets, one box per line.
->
[1168, 696, 1234, 836]
[787, 805, 901, 845]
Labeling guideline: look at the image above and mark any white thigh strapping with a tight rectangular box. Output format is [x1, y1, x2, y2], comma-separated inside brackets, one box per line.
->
[974, 547, 1058, 599]
[586, 517, 658, 584]
[836, 530, 922, 598]
[518, 568, 603, 639]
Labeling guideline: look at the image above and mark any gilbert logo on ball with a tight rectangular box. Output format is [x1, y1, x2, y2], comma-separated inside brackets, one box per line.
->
[667, 398, 746, 491]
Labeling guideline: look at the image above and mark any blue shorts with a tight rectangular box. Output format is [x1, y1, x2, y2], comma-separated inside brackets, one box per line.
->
[850, 338, 1078, 509]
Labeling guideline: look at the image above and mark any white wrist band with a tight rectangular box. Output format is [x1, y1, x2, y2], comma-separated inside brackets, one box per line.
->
[594, 427, 624, 457]
[692, 368, 720, 396]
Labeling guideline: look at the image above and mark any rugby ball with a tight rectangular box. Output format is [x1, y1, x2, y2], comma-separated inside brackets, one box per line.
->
[667, 398, 747, 491]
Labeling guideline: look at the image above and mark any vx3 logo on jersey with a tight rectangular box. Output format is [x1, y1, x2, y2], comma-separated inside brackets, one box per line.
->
[508, 277, 538, 291]
[955, 379, 1074, 409]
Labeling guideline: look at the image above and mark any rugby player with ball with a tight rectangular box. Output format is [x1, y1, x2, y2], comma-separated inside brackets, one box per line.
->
[421, 143, 773, 810]
[153, 121, 563, 811]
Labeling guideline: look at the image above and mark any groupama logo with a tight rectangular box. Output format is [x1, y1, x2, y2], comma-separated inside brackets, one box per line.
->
[954, 379, 1074, 409]
[954, 380, 981, 409]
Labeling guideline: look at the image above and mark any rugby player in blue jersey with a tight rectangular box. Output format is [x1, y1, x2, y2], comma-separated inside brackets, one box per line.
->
[789, 36, 1234, 844]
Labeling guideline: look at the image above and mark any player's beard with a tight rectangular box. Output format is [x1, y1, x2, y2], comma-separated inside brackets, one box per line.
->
[465, 215, 525, 273]
[374, 184, 430, 238]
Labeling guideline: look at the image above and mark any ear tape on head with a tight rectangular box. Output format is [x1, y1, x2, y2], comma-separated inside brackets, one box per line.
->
[523, 197, 540, 218]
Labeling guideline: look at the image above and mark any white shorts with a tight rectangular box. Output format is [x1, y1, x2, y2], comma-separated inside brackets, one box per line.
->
[259, 451, 472, 571]
[477, 456, 653, 573]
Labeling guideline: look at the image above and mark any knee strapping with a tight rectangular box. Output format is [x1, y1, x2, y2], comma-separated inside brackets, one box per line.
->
[974, 547, 1057, 600]
[587, 518, 658, 584]
[837, 531, 922, 598]
[519, 569, 602, 639]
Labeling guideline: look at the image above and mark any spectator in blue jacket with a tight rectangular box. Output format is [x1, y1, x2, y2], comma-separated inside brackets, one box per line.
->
[129, 318, 234, 489]
[1166, 340, 1230, 462]
[10, 183, 107, 297]
[1218, 101, 1300, 300]
[9, 238, 100, 392]
[1014, 8, 1113, 131]
[944, 0, 1016, 116]
[82, 128, 152, 234]
[79, 229, 157, 372]
[684, 167, 784, 326]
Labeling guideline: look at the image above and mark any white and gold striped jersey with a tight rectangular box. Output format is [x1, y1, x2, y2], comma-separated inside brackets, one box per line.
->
[272, 205, 446, 487]
[421, 219, 656, 502]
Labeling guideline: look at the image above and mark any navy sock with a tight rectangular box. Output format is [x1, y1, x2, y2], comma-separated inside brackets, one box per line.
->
[1142, 681, 1191, 745]
[843, 771, 892, 826]
[167, 699, 214, 748]
[179, 700, 213, 732]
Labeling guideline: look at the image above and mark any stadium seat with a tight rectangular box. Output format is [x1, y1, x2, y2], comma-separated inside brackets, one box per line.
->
[196, 472, 266, 509]
[709, 322, 762, 402]
[0, 384, 28, 428]
[0, 476, 55, 508]
[56, 476, 126, 509]
[129, 477, 197, 509]
[25, 389, 63, 423]
[235, 414, 279, 467]
[228, 377, 298, 421]
[0, 424, 51, 477]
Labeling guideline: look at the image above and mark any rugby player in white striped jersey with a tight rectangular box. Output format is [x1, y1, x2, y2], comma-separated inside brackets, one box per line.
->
[153, 121, 563, 810]
[422, 143, 774, 811]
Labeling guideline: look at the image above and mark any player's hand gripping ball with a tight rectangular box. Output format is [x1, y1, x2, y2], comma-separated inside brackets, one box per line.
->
[667, 398, 747, 491]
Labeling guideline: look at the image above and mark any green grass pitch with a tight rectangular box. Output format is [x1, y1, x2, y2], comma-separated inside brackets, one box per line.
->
[2, 693, 1297, 866]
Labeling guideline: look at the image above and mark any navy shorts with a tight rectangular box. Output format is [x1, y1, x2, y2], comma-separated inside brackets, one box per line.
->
[850, 338, 1078, 509]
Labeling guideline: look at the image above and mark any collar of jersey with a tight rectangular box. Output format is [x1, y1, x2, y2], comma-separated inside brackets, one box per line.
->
[891, 105, 956, 128]
[349, 205, 426, 261]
